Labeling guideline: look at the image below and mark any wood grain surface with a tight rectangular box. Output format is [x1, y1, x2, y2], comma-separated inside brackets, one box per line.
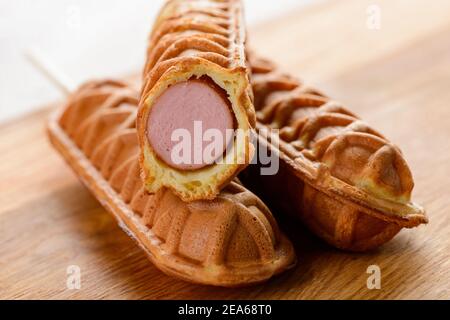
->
[1, 0, 449, 299]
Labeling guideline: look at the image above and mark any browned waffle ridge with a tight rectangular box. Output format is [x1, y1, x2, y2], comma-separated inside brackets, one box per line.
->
[47, 79, 295, 287]
[138, 0, 255, 202]
[241, 55, 428, 252]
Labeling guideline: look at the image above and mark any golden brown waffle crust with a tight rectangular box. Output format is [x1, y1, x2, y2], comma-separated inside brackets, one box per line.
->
[137, 0, 255, 202]
[250, 55, 427, 225]
[47, 80, 295, 287]
[257, 126, 426, 227]
[243, 54, 427, 251]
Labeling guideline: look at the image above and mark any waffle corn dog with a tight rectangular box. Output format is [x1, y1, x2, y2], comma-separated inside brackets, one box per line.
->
[241, 55, 428, 252]
[47, 80, 295, 287]
[138, 0, 255, 202]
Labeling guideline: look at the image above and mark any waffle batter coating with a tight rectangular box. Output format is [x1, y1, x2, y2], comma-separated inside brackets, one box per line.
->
[138, 0, 255, 202]
[242, 55, 427, 251]
[49, 79, 295, 287]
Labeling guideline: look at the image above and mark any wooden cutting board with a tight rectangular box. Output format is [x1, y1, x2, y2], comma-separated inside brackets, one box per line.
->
[1, 0, 449, 299]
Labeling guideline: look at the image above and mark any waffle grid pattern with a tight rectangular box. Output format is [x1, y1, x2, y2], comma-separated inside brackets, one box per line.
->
[53, 79, 295, 286]
[138, 0, 255, 202]
[142, 0, 248, 97]
[243, 55, 427, 251]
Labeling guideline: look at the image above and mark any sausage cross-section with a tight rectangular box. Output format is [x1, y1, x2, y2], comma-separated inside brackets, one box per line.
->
[146, 78, 234, 171]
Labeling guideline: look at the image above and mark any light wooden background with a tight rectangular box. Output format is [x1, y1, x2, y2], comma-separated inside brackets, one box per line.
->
[1, 0, 449, 299]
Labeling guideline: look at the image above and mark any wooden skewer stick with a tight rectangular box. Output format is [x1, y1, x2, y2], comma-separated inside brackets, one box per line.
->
[24, 47, 77, 97]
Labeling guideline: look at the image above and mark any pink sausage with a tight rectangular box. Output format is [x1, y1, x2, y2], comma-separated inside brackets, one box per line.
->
[147, 79, 234, 170]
